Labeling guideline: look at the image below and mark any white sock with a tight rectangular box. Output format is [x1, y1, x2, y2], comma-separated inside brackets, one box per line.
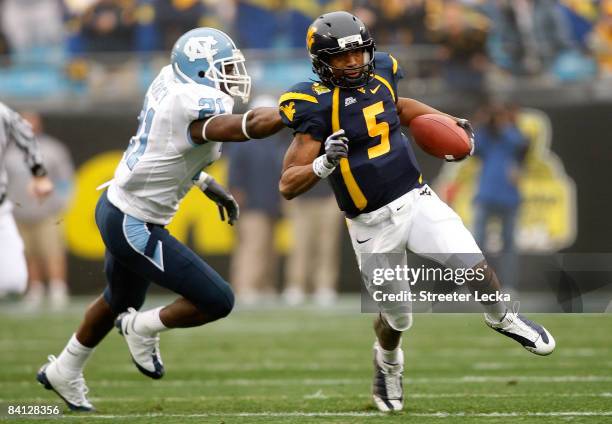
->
[133, 307, 167, 336]
[484, 301, 508, 322]
[56, 334, 93, 378]
[379, 340, 402, 365]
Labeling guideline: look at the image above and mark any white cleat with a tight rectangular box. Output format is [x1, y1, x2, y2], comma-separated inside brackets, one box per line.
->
[115, 308, 164, 379]
[485, 312, 556, 356]
[36, 355, 94, 412]
[372, 341, 404, 412]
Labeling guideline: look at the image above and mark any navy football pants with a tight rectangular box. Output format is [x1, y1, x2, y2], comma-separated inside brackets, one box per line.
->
[95, 191, 234, 320]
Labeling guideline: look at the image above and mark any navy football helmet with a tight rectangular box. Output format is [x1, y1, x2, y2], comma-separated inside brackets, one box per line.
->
[306, 11, 376, 88]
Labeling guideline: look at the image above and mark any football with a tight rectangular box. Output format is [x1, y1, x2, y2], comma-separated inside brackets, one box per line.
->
[409, 114, 471, 160]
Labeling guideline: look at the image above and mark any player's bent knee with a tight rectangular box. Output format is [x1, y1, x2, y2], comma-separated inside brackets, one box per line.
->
[215, 283, 235, 319]
[195, 279, 235, 321]
[383, 312, 413, 332]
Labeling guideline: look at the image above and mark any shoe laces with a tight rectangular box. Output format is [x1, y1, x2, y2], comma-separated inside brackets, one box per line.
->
[495, 301, 522, 328]
[379, 358, 403, 399]
[502, 301, 521, 327]
[507, 301, 521, 319]
[382, 367, 402, 398]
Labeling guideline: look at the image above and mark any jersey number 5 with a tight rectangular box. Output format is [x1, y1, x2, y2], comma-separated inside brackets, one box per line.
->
[363, 101, 390, 159]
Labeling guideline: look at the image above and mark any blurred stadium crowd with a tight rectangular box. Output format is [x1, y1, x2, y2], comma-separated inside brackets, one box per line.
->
[0, 0, 610, 101]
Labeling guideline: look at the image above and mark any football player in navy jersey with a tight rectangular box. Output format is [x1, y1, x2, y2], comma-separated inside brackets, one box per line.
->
[278, 11, 556, 412]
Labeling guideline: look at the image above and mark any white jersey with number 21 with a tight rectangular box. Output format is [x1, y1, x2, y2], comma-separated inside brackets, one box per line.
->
[108, 65, 234, 225]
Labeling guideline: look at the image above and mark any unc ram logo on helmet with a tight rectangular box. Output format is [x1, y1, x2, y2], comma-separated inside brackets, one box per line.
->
[172, 27, 251, 103]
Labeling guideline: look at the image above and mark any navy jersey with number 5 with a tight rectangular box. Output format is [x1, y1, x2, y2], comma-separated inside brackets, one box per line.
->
[279, 52, 423, 217]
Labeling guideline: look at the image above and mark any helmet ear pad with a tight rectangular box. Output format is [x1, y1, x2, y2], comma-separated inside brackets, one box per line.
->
[311, 54, 334, 86]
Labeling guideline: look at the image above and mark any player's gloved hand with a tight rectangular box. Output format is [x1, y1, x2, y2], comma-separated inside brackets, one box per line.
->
[324, 129, 349, 166]
[313, 129, 349, 178]
[203, 179, 240, 225]
[446, 118, 475, 162]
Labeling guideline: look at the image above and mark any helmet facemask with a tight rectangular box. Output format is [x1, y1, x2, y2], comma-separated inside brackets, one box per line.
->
[311, 40, 376, 89]
[206, 49, 251, 104]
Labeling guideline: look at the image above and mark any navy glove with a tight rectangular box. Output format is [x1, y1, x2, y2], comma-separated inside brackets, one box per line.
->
[324, 129, 349, 166]
[446, 118, 475, 162]
[203, 179, 240, 225]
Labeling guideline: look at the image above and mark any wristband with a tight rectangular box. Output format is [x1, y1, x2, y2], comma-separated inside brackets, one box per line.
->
[241, 109, 253, 140]
[201, 114, 224, 142]
[312, 155, 336, 179]
[193, 172, 214, 191]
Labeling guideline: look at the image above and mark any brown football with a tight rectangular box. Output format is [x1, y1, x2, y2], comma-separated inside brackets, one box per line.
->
[409, 114, 471, 160]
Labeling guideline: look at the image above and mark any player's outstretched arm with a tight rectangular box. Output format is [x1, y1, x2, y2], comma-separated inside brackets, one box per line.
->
[279, 130, 348, 200]
[188, 107, 284, 144]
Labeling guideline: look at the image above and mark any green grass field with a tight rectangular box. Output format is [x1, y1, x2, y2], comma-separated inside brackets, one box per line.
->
[1, 296, 611, 423]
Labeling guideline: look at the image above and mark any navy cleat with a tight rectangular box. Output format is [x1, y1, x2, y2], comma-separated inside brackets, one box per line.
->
[36, 355, 94, 412]
[372, 341, 404, 412]
[115, 308, 165, 379]
[485, 312, 556, 356]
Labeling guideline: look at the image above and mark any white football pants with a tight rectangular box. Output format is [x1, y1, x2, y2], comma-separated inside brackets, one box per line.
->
[347, 185, 484, 331]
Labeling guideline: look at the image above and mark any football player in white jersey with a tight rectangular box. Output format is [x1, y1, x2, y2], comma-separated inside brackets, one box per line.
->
[37, 28, 284, 411]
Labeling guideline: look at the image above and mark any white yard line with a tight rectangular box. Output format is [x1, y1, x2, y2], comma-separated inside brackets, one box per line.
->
[52, 411, 612, 419]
